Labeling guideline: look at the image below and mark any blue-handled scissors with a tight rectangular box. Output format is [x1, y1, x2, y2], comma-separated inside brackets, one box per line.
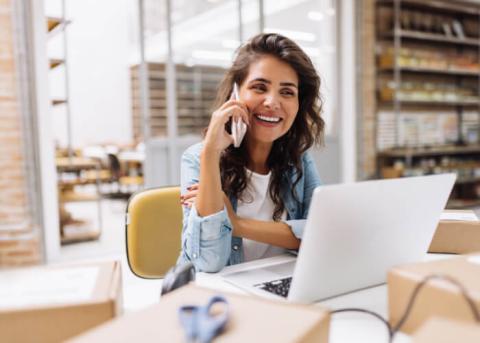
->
[178, 295, 230, 343]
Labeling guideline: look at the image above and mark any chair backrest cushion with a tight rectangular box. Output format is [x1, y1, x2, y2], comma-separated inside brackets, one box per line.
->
[126, 186, 182, 278]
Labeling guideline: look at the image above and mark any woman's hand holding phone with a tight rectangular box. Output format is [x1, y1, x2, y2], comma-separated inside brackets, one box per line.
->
[204, 83, 249, 155]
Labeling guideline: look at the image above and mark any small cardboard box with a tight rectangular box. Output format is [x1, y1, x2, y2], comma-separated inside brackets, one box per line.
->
[388, 255, 480, 334]
[412, 317, 480, 343]
[429, 210, 480, 254]
[70, 284, 330, 343]
[0, 260, 122, 343]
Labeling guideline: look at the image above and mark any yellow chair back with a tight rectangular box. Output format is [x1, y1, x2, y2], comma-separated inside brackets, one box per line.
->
[126, 186, 182, 278]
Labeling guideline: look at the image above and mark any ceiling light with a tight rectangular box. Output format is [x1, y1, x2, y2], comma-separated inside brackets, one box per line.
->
[308, 11, 324, 21]
[264, 28, 316, 42]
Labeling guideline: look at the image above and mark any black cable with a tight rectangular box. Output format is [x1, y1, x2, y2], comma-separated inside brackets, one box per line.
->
[329, 274, 480, 343]
[391, 273, 480, 335]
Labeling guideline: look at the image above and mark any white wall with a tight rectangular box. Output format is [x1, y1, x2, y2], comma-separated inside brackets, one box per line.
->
[46, 0, 133, 148]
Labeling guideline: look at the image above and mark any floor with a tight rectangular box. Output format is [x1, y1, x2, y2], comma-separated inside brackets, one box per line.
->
[57, 198, 163, 313]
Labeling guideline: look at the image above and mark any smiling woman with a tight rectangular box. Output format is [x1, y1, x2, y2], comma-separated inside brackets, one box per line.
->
[177, 33, 325, 272]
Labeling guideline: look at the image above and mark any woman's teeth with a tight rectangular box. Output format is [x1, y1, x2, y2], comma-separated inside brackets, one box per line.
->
[255, 114, 281, 123]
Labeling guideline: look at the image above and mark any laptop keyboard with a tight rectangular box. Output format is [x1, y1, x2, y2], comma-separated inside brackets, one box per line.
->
[255, 277, 292, 297]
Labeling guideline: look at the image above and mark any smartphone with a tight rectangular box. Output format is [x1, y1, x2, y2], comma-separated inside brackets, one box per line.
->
[231, 83, 247, 148]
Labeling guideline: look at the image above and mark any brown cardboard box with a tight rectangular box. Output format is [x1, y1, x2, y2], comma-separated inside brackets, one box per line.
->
[69, 284, 330, 343]
[388, 255, 480, 334]
[0, 260, 122, 343]
[412, 317, 480, 343]
[429, 210, 480, 254]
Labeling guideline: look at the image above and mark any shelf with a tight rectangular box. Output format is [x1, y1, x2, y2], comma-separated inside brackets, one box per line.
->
[456, 176, 480, 184]
[47, 16, 63, 32]
[52, 99, 68, 106]
[447, 198, 480, 209]
[61, 220, 101, 245]
[46, 17, 70, 37]
[59, 189, 100, 202]
[378, 66, 480, 76]
[380, 98, 480, 106]
[380, 30, 480, 47]
[377, 0, 480, 16]
[378, 145, 480, 158]
[49, 58, 64, 69]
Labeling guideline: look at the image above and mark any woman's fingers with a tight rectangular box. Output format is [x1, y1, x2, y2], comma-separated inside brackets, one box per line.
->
[215, 101, 250, 126]
[182, 189, 198, 201]
[187, 183, 199, 191]
[222, 104, 250, 126]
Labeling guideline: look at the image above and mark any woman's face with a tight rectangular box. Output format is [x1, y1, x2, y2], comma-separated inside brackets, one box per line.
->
[239, 55, 299, 145]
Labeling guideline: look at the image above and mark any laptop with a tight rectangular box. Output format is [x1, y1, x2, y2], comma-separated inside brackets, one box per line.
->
[221, 173, 456, 303]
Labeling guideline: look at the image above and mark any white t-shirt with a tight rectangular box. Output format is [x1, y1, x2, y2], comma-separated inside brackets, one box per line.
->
[236, 169, 287, 262]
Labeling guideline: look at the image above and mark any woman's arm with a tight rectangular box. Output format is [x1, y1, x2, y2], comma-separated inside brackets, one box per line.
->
[184, 185, 300, 250]
[224, 196, 300, 250]
[234, 218, 300, 249]
[195, 100, 249, 217]
[179, 146, 232, 272]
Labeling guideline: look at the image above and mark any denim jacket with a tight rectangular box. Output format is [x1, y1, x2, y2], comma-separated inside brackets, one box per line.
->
[177, 142, 322, 272]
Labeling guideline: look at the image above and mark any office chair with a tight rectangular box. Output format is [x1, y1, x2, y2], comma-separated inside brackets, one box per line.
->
[125, 186, 183, 278]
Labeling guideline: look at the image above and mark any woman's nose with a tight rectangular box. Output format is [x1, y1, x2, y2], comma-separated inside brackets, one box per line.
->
[263, 93, 281, 110]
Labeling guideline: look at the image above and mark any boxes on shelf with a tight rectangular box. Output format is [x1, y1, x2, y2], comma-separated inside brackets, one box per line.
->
[429, 210, 480, 254]
[0, 260, 122, 343]
[411, 317, 480, 343]
[69, 284, 330, 343]
[388, 255, 480, 334]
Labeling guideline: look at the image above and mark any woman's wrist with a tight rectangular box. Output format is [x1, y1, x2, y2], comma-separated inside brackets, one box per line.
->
[201, 144, 222, 160]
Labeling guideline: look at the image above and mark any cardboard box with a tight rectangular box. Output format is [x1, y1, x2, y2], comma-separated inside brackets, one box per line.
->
[0, 260, 122, 343]
[412, 317, 480, 343]
[429, 210, 480, 254]
[69, 284, 330, 343]
[388, 255, 480, 334]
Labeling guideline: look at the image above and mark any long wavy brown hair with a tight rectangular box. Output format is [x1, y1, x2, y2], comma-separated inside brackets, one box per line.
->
[211, 33, 325, 220]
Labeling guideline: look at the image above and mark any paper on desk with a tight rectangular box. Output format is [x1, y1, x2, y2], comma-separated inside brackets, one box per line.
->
[0, 266, 99, 309]
[440, 211, 479, 222]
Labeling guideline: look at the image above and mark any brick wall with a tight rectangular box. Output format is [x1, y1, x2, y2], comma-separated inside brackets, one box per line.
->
[0, 0, 43, 266]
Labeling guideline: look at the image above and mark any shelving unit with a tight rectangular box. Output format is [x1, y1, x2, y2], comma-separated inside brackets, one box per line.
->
[375, 0, 480, 208]
[46, 2, 103, 244]
[130, 63, 225, 139]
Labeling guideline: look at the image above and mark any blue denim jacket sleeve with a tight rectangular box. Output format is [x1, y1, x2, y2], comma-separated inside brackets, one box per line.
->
[177, 143, 233, 273]
[283, 151, 322, 239]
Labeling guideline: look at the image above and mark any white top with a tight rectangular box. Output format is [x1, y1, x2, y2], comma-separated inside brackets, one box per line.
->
[236, 169, 287, 262]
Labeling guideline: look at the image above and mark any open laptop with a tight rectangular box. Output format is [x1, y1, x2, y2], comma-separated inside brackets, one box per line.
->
[221, 174, 456, 303]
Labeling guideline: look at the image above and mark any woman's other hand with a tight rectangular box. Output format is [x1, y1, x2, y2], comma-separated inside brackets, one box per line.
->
[181, 183, 199, 208]
[203, 100, 250, 154]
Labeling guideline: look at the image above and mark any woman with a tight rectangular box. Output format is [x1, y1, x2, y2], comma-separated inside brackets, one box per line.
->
[178, 33, 325, 272]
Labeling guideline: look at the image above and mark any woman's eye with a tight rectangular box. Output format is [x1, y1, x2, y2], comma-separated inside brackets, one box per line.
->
[252, 84, 266, 92]
[281, 89, 295, 96]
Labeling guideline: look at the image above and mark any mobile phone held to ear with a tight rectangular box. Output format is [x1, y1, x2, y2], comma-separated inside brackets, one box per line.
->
[231, 83, 247, 148]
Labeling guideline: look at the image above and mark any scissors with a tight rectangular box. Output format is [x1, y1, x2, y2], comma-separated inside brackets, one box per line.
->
[178, 295, 230, 343]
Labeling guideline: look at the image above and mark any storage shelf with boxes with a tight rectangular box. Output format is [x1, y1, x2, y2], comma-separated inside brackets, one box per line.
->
[374, 0, 480, 208]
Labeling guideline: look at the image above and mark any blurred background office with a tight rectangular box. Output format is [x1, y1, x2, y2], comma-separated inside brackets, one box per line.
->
[2, 0, 480, 269]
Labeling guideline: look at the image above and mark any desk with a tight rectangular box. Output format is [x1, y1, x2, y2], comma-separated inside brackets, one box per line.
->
[195, 253, 454, 343]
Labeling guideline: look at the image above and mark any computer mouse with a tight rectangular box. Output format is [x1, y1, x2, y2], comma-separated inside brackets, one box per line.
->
[161, 262, 196, 296]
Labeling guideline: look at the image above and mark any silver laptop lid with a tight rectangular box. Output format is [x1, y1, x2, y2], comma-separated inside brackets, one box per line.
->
[288, 174, 456, 303]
